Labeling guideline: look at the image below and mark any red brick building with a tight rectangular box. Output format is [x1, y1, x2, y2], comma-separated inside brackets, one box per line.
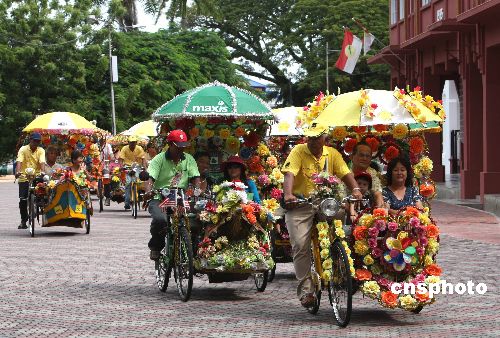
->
[369, 0, 500, 201]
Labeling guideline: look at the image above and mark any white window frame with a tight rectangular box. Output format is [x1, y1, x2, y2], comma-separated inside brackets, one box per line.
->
[391, 0, 398, 25]
[399, 0, 405, 20]
[422, 0, 431, 7]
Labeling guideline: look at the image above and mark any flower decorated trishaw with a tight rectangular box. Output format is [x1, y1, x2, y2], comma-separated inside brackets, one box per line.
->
[19, 112, 108, 236]
[150, 81, 278, 301]
[287, 87, 445, 326]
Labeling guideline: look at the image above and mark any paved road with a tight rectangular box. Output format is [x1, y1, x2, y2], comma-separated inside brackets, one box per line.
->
[0, 181, 499, 337]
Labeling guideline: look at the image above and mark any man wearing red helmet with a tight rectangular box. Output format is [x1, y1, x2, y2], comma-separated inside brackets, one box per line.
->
[145, 129, 200, 260]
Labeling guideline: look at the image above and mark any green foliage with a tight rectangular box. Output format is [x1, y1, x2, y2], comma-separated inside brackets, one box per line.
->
[0, 1, 239, 161]
[196, 0, 390, 105]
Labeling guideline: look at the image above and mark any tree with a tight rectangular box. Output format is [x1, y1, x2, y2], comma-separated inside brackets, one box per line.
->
[195, 0, 390, 105]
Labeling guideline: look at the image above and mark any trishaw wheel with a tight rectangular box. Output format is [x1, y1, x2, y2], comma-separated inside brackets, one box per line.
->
[85, 209, 90, 234]
[98, 179, 103, 213]
[267, 265, 276, 283]
[155, 232, 172, 292]
[131, 184, 138, 219]
[328, 240, 352, 328]
[28, 194, 35, 237]
[174, 225, 193, 302]
[254, 271, 268, 292]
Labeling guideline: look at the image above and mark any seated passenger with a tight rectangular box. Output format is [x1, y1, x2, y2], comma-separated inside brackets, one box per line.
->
[194, 151, 213, 193]
[383, 156, 423, 216]
[222, 156, 261, 204]
[45, 146, 64, 176]
[348, 171, 375, 223]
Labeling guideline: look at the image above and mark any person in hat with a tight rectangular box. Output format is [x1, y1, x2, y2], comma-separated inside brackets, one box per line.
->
[118, 135, 146, 210]
[144, 129, 201, 260]
[222, 155, 261, 204]
[281, 123, 362, 308]
[15, 132, 50, 229]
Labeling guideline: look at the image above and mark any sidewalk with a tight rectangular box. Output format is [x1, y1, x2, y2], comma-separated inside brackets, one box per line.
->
[0, 175, 14, 182]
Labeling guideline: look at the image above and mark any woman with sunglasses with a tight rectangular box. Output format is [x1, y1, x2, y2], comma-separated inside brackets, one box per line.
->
[222, 156, 261, 204]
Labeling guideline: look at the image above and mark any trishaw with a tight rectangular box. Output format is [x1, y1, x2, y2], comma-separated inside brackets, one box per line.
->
[279, 87, 445, 327]
[150, 81, 278, 301]
[19, 112, 107, 236]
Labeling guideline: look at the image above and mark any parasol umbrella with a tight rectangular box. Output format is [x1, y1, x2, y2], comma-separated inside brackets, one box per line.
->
[310, 88, 445, 133]
[270, 107, 303, 136]
[121, 120, 159, 138]
[23, 111, 98, 134]
[153, 81, 273, 121]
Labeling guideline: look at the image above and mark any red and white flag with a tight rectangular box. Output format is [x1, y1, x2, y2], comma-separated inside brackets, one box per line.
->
[363, 31, 375, 55]
[335, 29, 362, 74]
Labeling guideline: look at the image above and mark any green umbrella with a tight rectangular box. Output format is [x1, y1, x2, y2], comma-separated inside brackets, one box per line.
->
[153, 81, 273, 121]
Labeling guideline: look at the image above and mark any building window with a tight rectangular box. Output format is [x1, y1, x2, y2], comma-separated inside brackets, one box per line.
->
[399, 0, 405, 20]
[391, 0, 397, 24]
[422, 0, 431, 6]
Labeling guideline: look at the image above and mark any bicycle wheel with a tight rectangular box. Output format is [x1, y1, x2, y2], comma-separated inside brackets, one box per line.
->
[174, 224, 193, 302]
[85, 208, 90, 234]
[155, 230, 172, 292]
[254, 271, 269, 292]
[327, 240, 352, 327]
[28, 194, 35, 237]
[97, 178, 104, 212]
[307, 271, 322, 315]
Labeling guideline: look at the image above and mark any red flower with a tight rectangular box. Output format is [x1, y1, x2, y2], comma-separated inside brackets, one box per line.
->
[303, 105, 310, 111]
[353, 226, 368, 240]
[384, 146, 399, 162]
[243, 132, 260, 147]
[414, 86, 421, 92]
[355, 269, 372, 281]
[425, 264, 442, 276]
[373, 124, 387, 132]
[344, 138, 358, 154]
[365, 137, 380, 152]
[409, 136, 425, 155]
[352, 126, 367, 134]
[370, 103, 378, 109]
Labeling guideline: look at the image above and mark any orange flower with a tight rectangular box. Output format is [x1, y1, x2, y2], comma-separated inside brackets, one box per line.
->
[426, 224, 440, 238]
[344, 138, 358, 154]
[381, 291, 399, 308]
[405, 206, 420, 217]
[409, 136, 425, 154]
[415, 291, 430, 302]
[424, 263, 442, 276]
[373, 124, 387, 132]
[365, 137, 380, 152]
[189, 127, 200, 139]
[373, 208, 388, 217]
[235, 126, 246, 137]
[246, 213, 257, 224]
[420, 184, 435, 198]
[355, 269, 372, 281]
[384, 146, 399, 162]
[241, 204, 254, 213]
[353, 226, 368, 240]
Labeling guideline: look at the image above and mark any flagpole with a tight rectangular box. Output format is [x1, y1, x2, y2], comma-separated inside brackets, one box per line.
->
[351, 17, 406, 65]
[326, 41, 329, 93]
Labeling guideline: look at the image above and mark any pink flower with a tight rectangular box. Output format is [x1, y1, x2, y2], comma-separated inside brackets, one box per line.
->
[416, 247, 425, 256]
[419, 237, 428, 246]
[388, 222, 398, 232]
[327, 175, 340, 184]
[271, 188, 283, 200]
[409, 217, 420, 228]
[368, 227, 379, 238]
[372, 247, 383, 258]
[368, 238, 378, 248]
[414, 273, 426, 283]
[258, 174, 271, 186]
[375, 219, 387, 231]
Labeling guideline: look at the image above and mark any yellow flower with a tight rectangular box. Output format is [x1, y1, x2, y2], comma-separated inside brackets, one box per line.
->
[392, 123, 408, 139]
[419, 213, 431, 225]
[354, 240, 369, 256]
[425, 276, 440, 284]
[424, 255, 434, 266]
[195, 117, 208, 126]
[317, 222, 329, 232]
[318, 229, 329, 240]
[263, 198, 279, 213]
[203, 129, 215, 138]
[320, 248, 330, 259]
[271, 168, 284, 183]
[427, 238, 439, 255]
[322, 270, 332, 281]
[257, 143, 270, 156]
[320, 238, 331, 249]
[334, 220, 343, 228]
[358, 214, 374, 227]
[399, 295, 418, 310]
[219, 128, 231, 139]
[47, 180, 56, 189]
[335, 227, 345, 238]
[322, 258, 333, 270]
[225, 136, 240, 154]
[363, 255, 374, 266]
[362, 281, 380, 299]
[210, 214, 219, 224]
[332, 127, 348, 141]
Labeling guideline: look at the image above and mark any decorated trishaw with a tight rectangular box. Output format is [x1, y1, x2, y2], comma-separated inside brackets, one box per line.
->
[280, 87, 445, 327]
[19, 112, 108, 236]
[150, 81, 278, 301]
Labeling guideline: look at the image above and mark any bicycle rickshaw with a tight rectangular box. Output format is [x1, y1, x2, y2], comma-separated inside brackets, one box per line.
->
[19, 112, 107, 236]
[149, 81, 279, 301]
[274, 88, 445, 327]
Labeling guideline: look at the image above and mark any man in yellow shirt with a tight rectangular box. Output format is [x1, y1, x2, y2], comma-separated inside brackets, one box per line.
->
[282, 123, 362, 308]
[15, 132, 49, 229]
[118, 136, 146, 210]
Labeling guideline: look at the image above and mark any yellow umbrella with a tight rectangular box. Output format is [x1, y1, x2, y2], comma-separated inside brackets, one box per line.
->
[121, 120, 159, 138]
[311, 88, 444, 132]
[23, 111, 97, 134]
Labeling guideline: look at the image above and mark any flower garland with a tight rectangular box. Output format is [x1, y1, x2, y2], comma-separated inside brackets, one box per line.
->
[297, 91, 335, 129]
[352, 207, 441, 311]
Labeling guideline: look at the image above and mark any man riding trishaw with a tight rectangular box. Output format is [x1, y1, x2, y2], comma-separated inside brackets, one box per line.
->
[281, 123, 363, 308]
[118, 136, 147, 210]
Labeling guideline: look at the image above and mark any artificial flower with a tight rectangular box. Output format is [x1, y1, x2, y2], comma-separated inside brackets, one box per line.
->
[353, 226, 368, 240]
[189, 127, 200, 139]
[373, 124, 387, 132]
[202, 129, 215, 139]
[420, 183, 435, 198]
[426, 224, 440, 238]
[355, 269, 372, 281]
[363, 255, 375, 266]
[384, 146, 400, 162]
[320, 248, 330, 259]
[373, 208, 388, 217]
[266, 155, 278, 168]
[352, 126, 367, 134]
[409, 136, 425, 154]
[362, 281, 380, 299]
[332, 127, 348, 141]
[354, 240, 369, 256]
[381, 291, 399, 308]
[392, 123, 408, 139]
[358, 214, 374, 227]
[335, 227, 345, 238]
[424, 264, 442, 276]
[424, 255, 434, 266]
[365, 137, 380, 152]
[225, 136, 240, 154]
[399, 295, 418, 310]
[256, 143, 270, 156]
[270, 188, 283, 200]
[425, 276, 440, 284]
[415, 291, 430, 302]
[322, 258, 333, 270]
[219, 128, 231, 139]
[344, 138, 358, 154]
[235, 126, 246, 137]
